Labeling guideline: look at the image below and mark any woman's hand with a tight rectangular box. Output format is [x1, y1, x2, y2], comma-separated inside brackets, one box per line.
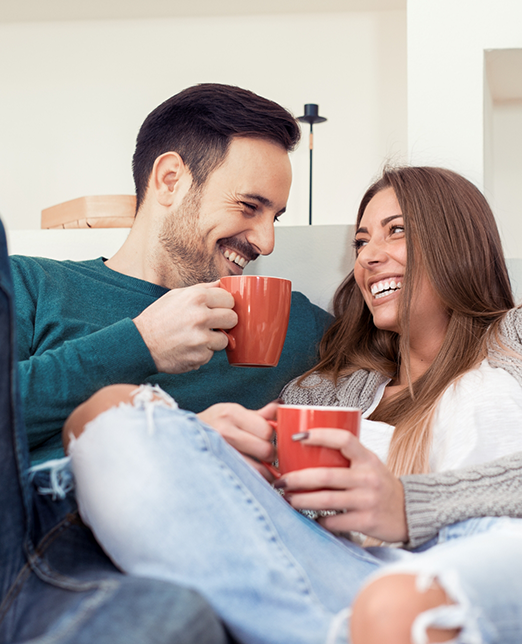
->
[197, 401, 278, 480]
[277, 429, 408, 543]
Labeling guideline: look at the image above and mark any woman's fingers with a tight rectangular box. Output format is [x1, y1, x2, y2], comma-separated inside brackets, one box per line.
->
[280, 430, 382, 493]
[292, 428, 370, 461]
[279, 465, 355, 491]
[256, 400, 280, 421]
[281, 468, 376, 513]
[277, 429, 409, 543]
[241, 454, 276, 482]
[287, 487, 371, 512]
[197, 402, 276, 462]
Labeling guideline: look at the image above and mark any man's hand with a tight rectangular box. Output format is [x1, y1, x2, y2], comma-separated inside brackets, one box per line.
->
[278, 429, 408, 543]
[197, 401, 278, 480]
[133, 281, 237, 374]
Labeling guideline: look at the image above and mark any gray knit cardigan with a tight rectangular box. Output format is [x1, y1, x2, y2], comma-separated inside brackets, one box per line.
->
[281, 307, 522, 549]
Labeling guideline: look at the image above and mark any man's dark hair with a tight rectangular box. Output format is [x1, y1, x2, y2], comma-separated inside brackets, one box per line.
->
[132, 83, 301, 211]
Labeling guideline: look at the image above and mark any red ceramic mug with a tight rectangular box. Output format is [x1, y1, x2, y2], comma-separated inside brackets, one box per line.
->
[263, 405, 361, 479]
[219, 275, 292, 367]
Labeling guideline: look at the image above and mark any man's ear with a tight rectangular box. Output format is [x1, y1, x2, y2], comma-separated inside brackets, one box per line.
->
[150, 152, 192, 207]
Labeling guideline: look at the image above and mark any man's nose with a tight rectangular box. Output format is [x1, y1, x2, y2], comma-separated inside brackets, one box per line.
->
[247, 216, 276, 256]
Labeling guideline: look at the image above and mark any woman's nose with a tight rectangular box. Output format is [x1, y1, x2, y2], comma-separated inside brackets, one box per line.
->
[357, 238, 388, 268]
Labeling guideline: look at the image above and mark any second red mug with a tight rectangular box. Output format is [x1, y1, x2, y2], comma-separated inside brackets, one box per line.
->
[264, 404, 361, 479]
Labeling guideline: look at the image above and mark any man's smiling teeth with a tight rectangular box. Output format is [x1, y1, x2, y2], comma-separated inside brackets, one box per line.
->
[371, 279, 402, 299]
[223, 249, 248, 268]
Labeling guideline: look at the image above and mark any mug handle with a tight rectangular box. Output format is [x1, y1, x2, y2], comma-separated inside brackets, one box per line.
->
[261, 419, 281, 478]
[217, 280, 236, 350]
[219, 329, 236, 350]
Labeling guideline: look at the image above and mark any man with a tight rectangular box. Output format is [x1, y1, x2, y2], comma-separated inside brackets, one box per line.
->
[3, 83, 329, 643]
[11, 83, 331, 464]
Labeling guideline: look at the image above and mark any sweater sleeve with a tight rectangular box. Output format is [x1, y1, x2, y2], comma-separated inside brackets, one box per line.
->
[11, 257, 158, 450]
[18, 319, 157, 449]
[401, 451, 522, 549]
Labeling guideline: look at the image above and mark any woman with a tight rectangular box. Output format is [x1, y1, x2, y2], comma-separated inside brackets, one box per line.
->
[277, 166, 522, 642]
[281, 165, 522, 503]
[64, 167, 522, 644]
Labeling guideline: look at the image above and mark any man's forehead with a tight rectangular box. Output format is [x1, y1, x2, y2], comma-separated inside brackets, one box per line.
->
[217, 138, 291, 191]
[225, 136, 288, 160]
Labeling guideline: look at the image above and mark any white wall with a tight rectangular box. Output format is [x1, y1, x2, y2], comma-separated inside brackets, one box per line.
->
[407, 0, 522, 256]
[0, 11, 406, 231]
[491, 101, 522, 258]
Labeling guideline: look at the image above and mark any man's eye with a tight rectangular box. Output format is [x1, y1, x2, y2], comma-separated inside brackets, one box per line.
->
[241, 202, 257, 212]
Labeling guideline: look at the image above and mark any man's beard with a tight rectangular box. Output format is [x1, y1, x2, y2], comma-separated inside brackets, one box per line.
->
[158, 187, 259, 287]
[159, 188, 220, 287]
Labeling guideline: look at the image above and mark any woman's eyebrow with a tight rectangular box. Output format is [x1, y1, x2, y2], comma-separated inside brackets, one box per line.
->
[355, 214, 403, 235]
[380, 214, 402, 226]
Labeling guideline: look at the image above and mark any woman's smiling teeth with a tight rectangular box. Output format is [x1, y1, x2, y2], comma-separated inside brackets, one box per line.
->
[371, 279, 402, 299]
[223, 248, 248, 268]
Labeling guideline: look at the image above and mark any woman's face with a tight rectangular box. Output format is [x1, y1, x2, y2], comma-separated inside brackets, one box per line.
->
[353, 187, 448, 340]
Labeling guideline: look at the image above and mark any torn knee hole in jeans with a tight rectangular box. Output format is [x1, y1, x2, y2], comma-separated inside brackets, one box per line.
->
[29, 384, 178, 498]
[130, 384, 178, 435]
[410, 569, 482, 644]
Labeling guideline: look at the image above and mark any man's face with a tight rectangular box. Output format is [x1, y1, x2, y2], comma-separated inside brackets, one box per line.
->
[159, 137, 292, 288]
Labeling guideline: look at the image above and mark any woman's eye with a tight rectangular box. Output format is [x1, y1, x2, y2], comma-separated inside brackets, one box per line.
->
[352, 238, 367, 253]
[390, 224, 405, 235]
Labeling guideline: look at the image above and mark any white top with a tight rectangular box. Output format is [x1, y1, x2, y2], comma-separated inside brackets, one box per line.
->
[359, 360, 522, 472]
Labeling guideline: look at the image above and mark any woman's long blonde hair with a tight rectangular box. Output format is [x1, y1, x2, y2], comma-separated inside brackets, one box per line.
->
[310, 167, 515, 476]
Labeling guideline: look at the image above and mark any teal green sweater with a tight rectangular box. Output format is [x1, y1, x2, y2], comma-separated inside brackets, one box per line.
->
[10, 256, 332, 464]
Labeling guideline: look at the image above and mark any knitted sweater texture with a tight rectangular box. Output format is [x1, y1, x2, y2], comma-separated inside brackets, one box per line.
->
[281, 307, 522, 548]
[11, 255, 332, 464]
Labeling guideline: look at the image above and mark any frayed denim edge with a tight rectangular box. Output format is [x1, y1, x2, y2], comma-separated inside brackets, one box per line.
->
[410, 568, 485, 644]
[360, 564, 490, 644]
[30, 384, 178, 498]
[28, 457, 74, 500]
[327, 607, 351, 644]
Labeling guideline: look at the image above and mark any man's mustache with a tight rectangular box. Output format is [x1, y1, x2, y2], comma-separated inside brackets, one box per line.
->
[220, 237, 260, 263]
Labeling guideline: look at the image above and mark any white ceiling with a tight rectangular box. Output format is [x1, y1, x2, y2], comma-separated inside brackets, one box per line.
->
[486, 49, 522, 102]
[0, 0, 406, 23]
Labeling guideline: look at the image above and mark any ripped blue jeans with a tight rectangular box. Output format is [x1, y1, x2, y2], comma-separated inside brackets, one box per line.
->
[68, 391, 522, 644]
[0, 219, 228, 644]
[365, 517, 522, 643]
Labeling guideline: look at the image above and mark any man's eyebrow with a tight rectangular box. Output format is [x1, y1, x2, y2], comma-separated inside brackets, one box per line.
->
[355, 214, 402, 235]
[239, 193, 286, 215]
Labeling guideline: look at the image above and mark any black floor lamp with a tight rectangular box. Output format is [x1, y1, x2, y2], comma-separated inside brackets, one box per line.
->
[297, 104, 327, 225]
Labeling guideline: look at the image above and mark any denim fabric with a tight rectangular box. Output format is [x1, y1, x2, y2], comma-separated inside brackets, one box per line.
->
[367, 517, 522, 644]
[71, 401, 383, 644]
[0, 220, 229, 644]
[71, 396, 522, 644]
